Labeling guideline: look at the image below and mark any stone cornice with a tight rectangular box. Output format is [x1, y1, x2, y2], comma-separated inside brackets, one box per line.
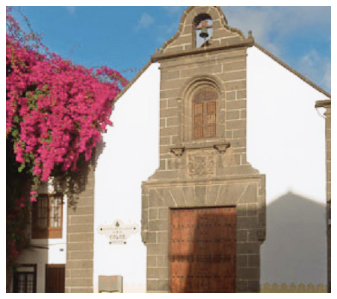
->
[142, 173, 265, 187]
[170, 141, 231, 157]
[151, 38, 254, 62]
[315, 99, 331, 108]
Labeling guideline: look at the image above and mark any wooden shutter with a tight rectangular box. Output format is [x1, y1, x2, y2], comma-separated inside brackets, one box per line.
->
[205, 101, 216, 137]
[193, 88, 217, 139]
[193, 102, 204, 139]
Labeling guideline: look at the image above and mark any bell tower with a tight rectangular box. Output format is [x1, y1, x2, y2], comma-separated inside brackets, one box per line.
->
[142, 6, 266, 293]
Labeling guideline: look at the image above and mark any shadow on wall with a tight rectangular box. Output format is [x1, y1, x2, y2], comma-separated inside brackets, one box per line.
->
[15, 244, 67, 293]
[13, 246, 49, 293]
[261, 191, 327, 285]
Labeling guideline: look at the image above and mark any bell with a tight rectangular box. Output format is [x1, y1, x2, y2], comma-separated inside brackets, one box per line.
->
[199, 26, 209, 39]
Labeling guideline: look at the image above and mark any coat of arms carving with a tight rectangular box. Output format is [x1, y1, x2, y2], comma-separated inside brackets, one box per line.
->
[187, 152, 215, 177]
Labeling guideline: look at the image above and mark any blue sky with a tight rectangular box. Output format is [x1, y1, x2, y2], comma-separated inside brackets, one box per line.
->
[8, 5, 331, 93]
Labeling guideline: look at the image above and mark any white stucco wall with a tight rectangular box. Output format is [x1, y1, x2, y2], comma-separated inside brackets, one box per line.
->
[16, 184, 67, 293]
[93, 62, 160, 293]
[247, 46, 328, 284]
[15, 47, 328, 292]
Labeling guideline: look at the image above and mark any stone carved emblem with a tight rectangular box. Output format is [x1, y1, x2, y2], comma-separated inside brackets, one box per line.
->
[187, 151, 215, 177]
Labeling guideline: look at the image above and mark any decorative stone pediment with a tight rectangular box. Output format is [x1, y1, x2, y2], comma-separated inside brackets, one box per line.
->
[153, 6, 252, 60]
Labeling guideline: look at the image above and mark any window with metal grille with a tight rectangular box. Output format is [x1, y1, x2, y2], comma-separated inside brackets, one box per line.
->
[13, 265, 37, 293]
[193, 88, 217, 139]
[32, 194, 63, 239]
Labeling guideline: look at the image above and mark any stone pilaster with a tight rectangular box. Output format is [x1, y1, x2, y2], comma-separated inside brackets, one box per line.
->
[65, 165, 95, 293]
[325, 106, 331, 293]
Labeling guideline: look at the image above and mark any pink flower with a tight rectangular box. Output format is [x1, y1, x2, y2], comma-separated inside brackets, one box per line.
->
[6, 10, 127, 185]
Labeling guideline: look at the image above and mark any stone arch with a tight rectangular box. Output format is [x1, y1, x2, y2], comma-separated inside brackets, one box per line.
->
[192, 13, 213, 48]
[180, 75, 224, 142]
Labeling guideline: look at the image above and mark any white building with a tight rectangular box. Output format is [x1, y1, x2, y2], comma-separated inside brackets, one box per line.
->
[13, 6, 330, 293]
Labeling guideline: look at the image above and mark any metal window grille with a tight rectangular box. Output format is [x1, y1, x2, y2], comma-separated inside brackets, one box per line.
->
[13, 265, 37, 293]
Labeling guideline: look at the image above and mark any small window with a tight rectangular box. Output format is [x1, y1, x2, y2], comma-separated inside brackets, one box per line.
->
[32, 194, 63, 239]
[193, 88, 217, 139]
[13, 264, 37, 293]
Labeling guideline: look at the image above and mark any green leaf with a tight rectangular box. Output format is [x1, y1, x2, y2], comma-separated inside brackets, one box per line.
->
[18, 163, 25, 173]
[12, 129, 19, 137]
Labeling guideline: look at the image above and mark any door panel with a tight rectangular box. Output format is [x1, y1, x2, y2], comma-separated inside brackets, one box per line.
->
[170, 207, 236, 293]
[45, 264, 65, 293]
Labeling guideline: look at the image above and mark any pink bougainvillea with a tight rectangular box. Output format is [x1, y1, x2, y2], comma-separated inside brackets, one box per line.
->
[6, 7, 127, 275]
[6, 8, 127, 185]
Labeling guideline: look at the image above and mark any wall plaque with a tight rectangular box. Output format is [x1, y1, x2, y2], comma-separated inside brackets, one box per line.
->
[98, 220, 140, 245]
[98, 276, 123, 293]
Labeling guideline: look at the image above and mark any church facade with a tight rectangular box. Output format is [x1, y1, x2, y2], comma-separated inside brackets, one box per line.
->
[12, 6, 330, 293]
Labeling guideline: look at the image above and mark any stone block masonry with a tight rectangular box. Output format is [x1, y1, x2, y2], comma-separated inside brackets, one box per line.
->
[143, 6, 266, 293]
[65, 165, 95, 293]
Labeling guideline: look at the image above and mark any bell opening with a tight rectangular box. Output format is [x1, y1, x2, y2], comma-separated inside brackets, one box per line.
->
[194, 14, 213, 48]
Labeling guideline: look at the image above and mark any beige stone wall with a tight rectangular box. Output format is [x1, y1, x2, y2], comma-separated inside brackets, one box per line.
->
[142, 6, 266, 293]
[325, 106, 331, 293]
[326, 107, 331, 203]
[65, 165, 95, 293]
[260, 283, 327, 293]
[155, 48, 252, 183]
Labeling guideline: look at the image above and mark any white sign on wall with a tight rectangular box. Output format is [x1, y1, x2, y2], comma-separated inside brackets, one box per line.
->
[98, 220, 140, 245]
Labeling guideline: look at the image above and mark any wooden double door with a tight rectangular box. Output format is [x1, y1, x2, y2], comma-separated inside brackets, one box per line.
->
[170, 207, 236, 293]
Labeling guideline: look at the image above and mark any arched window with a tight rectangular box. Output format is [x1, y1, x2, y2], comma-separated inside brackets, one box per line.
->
[193, 87, 217, 139]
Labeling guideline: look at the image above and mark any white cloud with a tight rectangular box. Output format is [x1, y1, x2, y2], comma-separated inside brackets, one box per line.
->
[65, 6, 76, 15]
[323, 63, 331, 91]
[156, 22, 179, 44]
[136, 13, 155, 30]
[297, 50, 331, 91]
[222, 6, 331, 91]
[222, 6, 330, 53]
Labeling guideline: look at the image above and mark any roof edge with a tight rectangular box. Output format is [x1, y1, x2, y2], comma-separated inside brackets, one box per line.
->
[254, 43, 331, 99]
[114, 60, 152, 103]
